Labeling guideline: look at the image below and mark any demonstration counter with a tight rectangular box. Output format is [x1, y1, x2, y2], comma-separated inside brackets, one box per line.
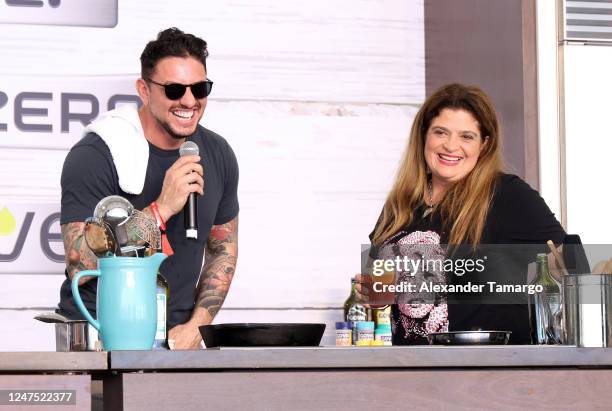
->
[0, 352, 107, 410]
[103, 346, 612, 410]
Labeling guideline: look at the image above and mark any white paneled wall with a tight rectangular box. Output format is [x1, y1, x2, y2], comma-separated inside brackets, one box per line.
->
[0, 0, 424, 350]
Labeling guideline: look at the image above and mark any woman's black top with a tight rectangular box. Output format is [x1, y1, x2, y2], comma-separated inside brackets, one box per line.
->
[369, 173, 566, 345]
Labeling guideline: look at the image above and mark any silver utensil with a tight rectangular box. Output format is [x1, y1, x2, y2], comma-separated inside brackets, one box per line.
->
[87, 196, 161, 257]
[93, 196, 134, 256]
[93, 195, 134, 222]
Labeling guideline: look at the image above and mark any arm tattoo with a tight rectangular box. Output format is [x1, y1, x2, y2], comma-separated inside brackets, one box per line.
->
[61, 223, 98, 280]
[195, 216, 239, 319]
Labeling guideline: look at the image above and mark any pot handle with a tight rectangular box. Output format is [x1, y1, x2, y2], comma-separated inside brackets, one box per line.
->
[71, 270, 101, 332]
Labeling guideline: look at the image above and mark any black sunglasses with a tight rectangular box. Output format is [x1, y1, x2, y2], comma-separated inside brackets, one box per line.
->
[147, 78, 213, 100]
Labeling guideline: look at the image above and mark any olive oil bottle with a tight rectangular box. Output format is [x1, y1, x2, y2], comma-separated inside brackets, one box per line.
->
[529, 253, 562, 344]
[344, 277, 367, 344]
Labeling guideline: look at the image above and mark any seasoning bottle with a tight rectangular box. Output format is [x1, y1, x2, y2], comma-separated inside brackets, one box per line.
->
[335, 322, 352, 346]
[356, 321, 375, 345]
[373, 305, 391, 327]
[375, 323, 393, 346]
[344, 277, 367, 345]
[529, 253, 562, 344]
[153, 272, 169, 349]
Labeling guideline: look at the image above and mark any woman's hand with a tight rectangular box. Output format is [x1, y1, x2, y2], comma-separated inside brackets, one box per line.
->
[355, 272, 396, 307]
[354, 274, 371, 307]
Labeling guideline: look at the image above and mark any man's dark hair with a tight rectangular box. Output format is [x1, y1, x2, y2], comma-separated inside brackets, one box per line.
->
[140, 27, 208, 79]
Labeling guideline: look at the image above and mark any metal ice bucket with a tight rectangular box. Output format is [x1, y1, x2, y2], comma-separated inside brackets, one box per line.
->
[55, 320, 100, 351]
[34, 312, 100, 351]
[563, 274, 612, 347]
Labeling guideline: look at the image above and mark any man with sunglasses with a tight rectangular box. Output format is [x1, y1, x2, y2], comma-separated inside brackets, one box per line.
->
[57, 28, 239, 350]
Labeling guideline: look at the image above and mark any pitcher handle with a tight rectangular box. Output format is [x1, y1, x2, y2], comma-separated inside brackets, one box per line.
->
[71, 270, 101, 332]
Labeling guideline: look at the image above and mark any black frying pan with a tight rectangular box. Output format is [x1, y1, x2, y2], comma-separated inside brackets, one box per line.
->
[428, 331, 511, 345]
[200, 323, 326, 348]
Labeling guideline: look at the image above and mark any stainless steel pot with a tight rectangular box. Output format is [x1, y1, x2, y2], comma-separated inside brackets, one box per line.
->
[35, 312, 101, 351]
[563, 274, 612, 347]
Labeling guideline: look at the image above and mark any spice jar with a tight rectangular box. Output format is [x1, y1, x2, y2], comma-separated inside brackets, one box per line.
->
[356, 321, 375, 345]
[375, 323, 392, 346]
[335, 322, 352, 346]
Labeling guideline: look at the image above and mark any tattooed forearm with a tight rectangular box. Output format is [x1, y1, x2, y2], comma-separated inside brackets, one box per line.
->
[195, 216, 238, 319]
[61, 223, 98, 284]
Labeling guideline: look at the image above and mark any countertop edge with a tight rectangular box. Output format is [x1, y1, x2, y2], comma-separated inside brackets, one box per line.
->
[108, 346, 612, 371]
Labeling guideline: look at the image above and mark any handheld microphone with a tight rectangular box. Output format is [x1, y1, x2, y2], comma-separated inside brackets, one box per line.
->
[179, 141, 199, 240]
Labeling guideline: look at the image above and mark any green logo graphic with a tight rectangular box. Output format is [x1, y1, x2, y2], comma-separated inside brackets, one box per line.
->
[0, 207, 17, 236]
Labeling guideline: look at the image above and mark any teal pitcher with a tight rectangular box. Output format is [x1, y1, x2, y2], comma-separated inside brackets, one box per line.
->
[71, 253, 166, 351]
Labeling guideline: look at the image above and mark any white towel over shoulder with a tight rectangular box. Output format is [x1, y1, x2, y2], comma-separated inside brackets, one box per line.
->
[85, 105, 148, 195]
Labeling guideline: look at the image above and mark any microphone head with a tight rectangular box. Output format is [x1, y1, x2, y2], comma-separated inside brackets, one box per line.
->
[179, 141, 199, 157]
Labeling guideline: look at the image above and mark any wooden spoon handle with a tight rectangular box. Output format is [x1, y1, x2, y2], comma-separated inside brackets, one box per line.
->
[603, 259, 612, 275]
[547, 240, 569, 275]
[593, 260, 608, 273]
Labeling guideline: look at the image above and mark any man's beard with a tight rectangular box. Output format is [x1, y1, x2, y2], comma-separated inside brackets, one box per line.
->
[158, 117, 198, 140]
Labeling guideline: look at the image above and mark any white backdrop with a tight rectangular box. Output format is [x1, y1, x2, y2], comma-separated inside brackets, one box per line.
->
[0, 0, 424, 349]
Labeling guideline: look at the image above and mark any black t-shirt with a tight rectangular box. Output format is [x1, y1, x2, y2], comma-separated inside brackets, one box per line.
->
[57, 125, 239, 328]
[369, 173, 566, 344]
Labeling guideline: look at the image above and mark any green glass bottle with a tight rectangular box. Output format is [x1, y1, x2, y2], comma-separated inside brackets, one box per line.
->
[529, 253, 562, 344]
[344, 277, 367, 345]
